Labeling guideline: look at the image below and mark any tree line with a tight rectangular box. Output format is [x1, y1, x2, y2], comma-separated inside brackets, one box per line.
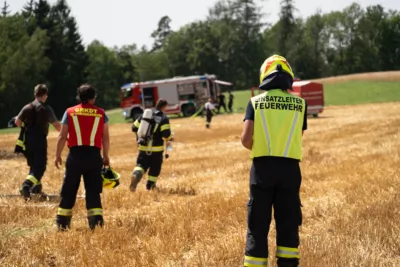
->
[0, 0, 399, 127]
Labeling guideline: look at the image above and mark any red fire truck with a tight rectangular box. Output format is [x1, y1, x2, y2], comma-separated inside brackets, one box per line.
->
[250, 80, 324, 117]
[120, 74, 233, 120]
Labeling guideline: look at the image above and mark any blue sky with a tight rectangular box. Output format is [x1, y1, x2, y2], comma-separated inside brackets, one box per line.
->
[9, 0, 400, 49]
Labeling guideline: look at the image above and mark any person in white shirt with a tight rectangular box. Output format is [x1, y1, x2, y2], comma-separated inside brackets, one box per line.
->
[204, 98, 216, 129]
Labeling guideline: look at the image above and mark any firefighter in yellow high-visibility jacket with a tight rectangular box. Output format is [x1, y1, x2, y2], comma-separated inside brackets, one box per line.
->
[241, 55, 308, 267]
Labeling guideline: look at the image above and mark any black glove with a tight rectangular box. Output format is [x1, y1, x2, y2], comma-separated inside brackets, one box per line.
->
[8, 117, 17, 128]
[165, 154, 169, 159]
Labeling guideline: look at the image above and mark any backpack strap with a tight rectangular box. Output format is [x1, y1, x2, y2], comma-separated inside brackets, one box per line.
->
[152, 111, 163, 133]
[27, 102, 38, 130]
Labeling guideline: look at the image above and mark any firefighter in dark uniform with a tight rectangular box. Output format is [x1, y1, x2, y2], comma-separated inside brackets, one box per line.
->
[54, 84, 111, 231]
[217, 93, 227, 113]
[228, 90, 234, 112]
[241, 55, 308, 267]
[14, 84, 61, 200]
[130, 99, 173, 192]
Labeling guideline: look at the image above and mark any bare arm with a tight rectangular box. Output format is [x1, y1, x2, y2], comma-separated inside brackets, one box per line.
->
[102, 123, 110, 165]
[47, 106, 61, 132]
[241, 120, 254, 150]
[15, 118, 23, 128]
[55, 124, 68, 169]
[52, 121, 61, 132]
[15, 107, 26, 128]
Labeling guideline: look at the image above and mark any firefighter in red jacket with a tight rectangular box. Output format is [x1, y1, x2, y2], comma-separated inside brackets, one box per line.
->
[54, 84, 110, 231]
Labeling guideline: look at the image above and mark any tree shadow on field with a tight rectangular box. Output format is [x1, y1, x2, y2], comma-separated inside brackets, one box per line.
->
[0, 193, 84, 204]
[308, 115, 334, 119]
[0, 149, 22, 160]
[155, 185, 196, 196]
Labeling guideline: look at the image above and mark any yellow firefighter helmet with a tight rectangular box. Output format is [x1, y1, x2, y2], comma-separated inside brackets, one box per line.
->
[101, 166, 120, 189]
[259, 54, 294, 84]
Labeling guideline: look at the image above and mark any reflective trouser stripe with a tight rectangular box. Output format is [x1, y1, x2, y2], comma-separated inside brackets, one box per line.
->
[89, 117, 100, 146]
[283, 111, 299, 157]
[133, 120, 140, 128]
[87, 208, 103, 217]
[57, 208, 72, 216]
[138, 145, 163, 152]
[72, 116, 82, 145]
[148, 176, 158, 182]
[134, 166, 144, 174]
[244, 256, 268, 266]
[276, 246, 300, 259]
[16, 140, 25, 149]
[26, 175, 38, 185]
[259, 110, 271, 155]
[163, 135, 173, 140]
[160, 124, 170, 131]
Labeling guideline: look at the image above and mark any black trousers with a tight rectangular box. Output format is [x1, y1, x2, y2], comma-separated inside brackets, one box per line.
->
[136, 151, 163, 178]
[59, 147, 103, 212]
[23, 133, 47, 189]
[245, 156, 302, 266]
[206, 110, 213, 125]
[218, 102, 226, 112]
[228, 101, 233, 112]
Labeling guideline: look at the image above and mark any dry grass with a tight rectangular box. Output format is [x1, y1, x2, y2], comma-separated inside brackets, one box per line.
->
[0, 103, 400, 267]
[312, 71, 400, 84]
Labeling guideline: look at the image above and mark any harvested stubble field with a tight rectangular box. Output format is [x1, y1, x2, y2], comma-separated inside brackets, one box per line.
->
[0, 102, 400, 267]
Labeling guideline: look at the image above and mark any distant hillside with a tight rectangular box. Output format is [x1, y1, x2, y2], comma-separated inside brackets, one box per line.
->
[311, 71, 400, 84]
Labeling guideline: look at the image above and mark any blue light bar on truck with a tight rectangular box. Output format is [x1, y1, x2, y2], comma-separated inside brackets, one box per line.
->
[121, 83, 133, 90]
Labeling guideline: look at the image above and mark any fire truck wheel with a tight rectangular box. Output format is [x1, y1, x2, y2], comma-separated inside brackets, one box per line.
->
[182, 104, 196, 117]
[313, 113, 319, 118]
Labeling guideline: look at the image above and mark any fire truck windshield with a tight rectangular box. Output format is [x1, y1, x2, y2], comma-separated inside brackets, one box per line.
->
[122, 88, 133, 99]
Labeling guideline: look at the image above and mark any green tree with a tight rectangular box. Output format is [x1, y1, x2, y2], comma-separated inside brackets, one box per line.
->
[206, 0, 265, 87]
[86, 40, 123, 109]
[0, 15, 50, 126]
[277, 0, 297, 56]
[150, 16, 172, 52]
[31, 0, 88, 115]
[289, 11, 328, 78]
[1, 0, 10, 17]
[22, 0, 37, 36]
[163, 29, 193, 77]
[116, 44, 138, 83]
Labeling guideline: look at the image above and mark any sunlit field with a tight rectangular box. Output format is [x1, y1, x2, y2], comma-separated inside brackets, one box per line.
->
[0, 102, 400, 267]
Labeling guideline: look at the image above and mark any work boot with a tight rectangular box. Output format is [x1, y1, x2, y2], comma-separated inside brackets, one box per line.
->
[20, 179, 35, 201]
[88, 215, 104, 230]
[20, 185, 31, 201]
[56, 215, 71, 232]
[36, 192, 49, 202]
[130, 171, 143, 192]
[146, 180, 156, 191]
[277, 259, 299, 267]
[31, 183, 42, 194]
[31, 183, 48, 201]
